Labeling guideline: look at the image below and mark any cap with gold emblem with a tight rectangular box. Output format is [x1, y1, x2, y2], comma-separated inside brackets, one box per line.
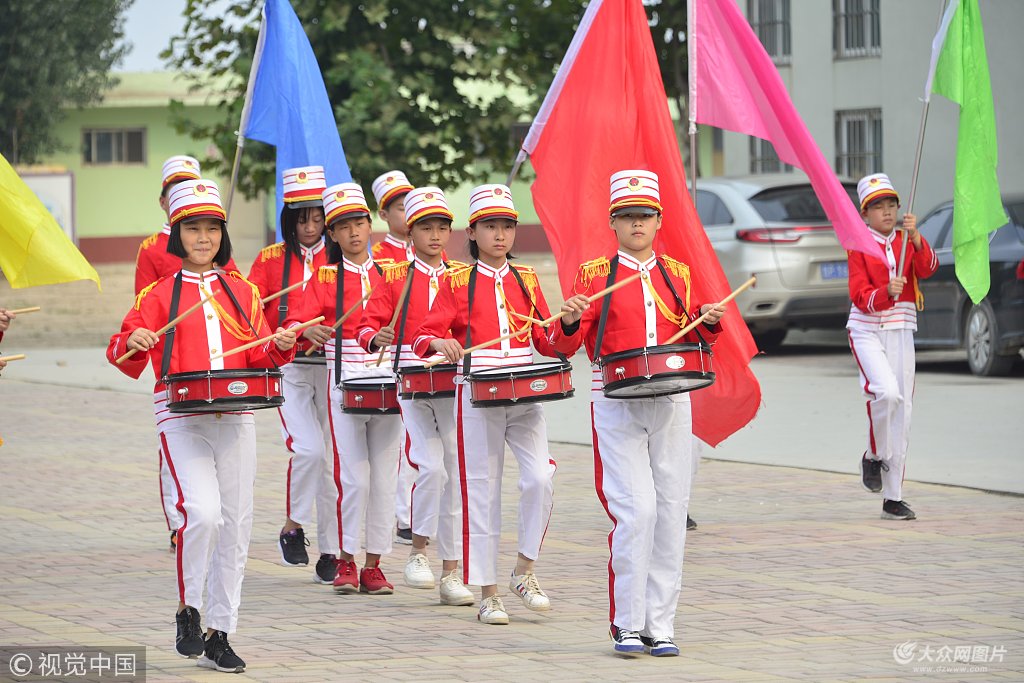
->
[283, 166, 328, 208]
[323, 182, 371, 226]
[168, 179, 226, 226]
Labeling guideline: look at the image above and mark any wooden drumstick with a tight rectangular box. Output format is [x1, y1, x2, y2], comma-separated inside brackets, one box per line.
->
[509, 311, 547, 326]
[423, 271, 646, 368]
[8, 306, 41, 315]
[304, 290, 374, 356]
[664, 276, 757, 345]
[260, 280, 304, 305]
[374, 269, 415, 366]
[0, 354, 26, 362]
[115, 291, 219, 365]
[211, 316, 325, 361]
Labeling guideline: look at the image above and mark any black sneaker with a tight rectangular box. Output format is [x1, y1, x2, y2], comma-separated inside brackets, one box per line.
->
[686, 515, 697, 531]
[395, 527, 413, 545]
[279, 528, 309, 566]
[174, 606, 204, 658]
[609, 624, 644, 656]
[860, 452, 887, 493]
[881, 499, 916, 521]
[314, 554, 338, 584]
[640, 634, 680, 657]
[198, 630, 246, 673]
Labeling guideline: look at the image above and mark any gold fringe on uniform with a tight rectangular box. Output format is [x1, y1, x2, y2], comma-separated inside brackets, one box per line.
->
[140, 233, 160, 251]
[317, 265, 339, 284]
[384, 261, 411, 284]
[447, 263, 475, 290]
[258, 242, 286, 261]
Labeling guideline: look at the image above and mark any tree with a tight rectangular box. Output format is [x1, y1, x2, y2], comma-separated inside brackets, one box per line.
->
[0, 0, 131, 164]
[167, 0, 690, 201]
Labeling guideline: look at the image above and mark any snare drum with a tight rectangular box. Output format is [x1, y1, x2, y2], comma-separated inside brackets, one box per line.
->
[164, 369, 284, 413]
[600, 343, 715, 399]
[340, 376, 400, 414]
[398, 364, 457, 400]
[466, 361, 574, 407]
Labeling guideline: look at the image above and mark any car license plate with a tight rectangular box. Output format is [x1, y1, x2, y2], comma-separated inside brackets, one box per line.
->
[820, 261, 848, 280]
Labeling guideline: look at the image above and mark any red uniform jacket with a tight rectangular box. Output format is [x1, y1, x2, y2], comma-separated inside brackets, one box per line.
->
[550, 252, 721, 361]
[847, 230, 938, 315]
[412, 260, 561, 371]
[134, 226, 240, 295]
[371, 234, 414, 263]
[107, 269, 294, 392]
[247, 241, 328, 353]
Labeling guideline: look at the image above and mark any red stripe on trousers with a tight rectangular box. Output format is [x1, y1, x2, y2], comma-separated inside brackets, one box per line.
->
[455, 385, 471, 585]
[277, 407, 295, 453]
[538, 458, 557, 551]
[159, 432, 188, 604]
[848, 332, 878, 456]
[590, 405, 617, 624]
[285, 457, 294, 519]
[158, 448, 172, 531]
[327, 380, 345, 556]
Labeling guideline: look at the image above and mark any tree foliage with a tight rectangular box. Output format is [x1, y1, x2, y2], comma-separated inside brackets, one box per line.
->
[167, 0, 689, 201]
[0, 0, 131, 164]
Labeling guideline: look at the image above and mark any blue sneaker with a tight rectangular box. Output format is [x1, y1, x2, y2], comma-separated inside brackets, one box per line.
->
[609, 624, 644, 656]
[641, 634, 680, 657]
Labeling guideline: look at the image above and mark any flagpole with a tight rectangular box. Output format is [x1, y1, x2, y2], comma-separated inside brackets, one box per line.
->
[687, 0, 697, 202]
[897, 0, 952, 275]
[224, 7, 268, 223]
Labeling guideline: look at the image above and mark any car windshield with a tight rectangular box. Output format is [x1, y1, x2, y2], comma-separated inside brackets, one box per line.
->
[748, 185, 859, 223]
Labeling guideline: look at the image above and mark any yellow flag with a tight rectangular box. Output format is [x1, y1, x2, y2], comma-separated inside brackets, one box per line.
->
[0, 153, 101, 290]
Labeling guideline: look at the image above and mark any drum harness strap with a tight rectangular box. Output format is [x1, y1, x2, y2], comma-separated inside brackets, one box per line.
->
[334, 260, 384, 385]
[277, 250, 293, 328]
[390, 264, 417, 375]
[593, 255, 709, 368]
[508, 266, 570, 367]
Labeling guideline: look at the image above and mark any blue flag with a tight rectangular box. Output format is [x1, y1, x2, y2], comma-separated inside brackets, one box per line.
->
[242, 0, 350, 235]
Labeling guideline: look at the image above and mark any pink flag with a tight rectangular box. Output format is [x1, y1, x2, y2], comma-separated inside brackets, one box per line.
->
[690, 0, 877, 257]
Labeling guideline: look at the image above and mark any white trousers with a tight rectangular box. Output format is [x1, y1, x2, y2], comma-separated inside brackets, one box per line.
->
[160, 416, 256, 634]
[456, 385, 555, 587]
[328, 369, 403, 557]
[279, 362, 336, 553]
[395, 441, 417, 529]
[398, 396, 462, 560]
[592, 394, 693, 639]
[159, 447, 183, 530]
[848, 327, 915, 501]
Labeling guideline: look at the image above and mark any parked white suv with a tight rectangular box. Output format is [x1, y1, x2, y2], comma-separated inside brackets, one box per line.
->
[693, 174, 860, 348]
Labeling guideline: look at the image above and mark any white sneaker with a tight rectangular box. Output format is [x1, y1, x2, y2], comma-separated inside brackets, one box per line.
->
[403, 553, 436, 589]
[439, 570, 474, 606]
[509, 571, 551, 612]
[477, 595, 510, 625]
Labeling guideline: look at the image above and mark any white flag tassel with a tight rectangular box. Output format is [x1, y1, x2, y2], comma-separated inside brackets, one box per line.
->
[923, 0, 961, 100]
[225, 6, 268, 221]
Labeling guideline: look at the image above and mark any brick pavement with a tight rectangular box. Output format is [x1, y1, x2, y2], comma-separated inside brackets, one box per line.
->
[0, 379, 1021, 682]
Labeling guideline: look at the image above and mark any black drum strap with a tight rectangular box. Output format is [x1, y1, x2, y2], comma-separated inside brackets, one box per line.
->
[334, 264, 345, 383]
[509, 265, 567, 364]
[593, 255, 619, 360]
[461, 265, 478, 377]
[159, 271, 184, 380]
[655, 258, 709, 347]
[219, 272, 280, 371]
[391, 265, 415, 375]
[277, 250, 292, 328]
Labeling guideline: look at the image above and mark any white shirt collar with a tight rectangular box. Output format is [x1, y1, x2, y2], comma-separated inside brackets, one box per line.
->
[161, 223, 171, 236]
[413, 257, 446, 278]
[299, 239, 325, 259]
[342, 256, 374, 275]
[617, 250, 658, 271]
[868, 228, 896, 246]
[180, 268, 220, 285]
[475, 260, 510, 280]
[384, 233, 409, 249]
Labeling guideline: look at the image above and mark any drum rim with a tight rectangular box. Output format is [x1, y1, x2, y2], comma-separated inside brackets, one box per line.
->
[468, 388, 575, 407]
[399, 363, 459, 376]
[467, 361, 572, 381]
[167, 396, 285, 412]
[603, 371, 716, 399]
[165, 368, 283, 382]
[340, 377, 398, 389]
[599, 342, 711, 365]
[400, 389, 456, 399]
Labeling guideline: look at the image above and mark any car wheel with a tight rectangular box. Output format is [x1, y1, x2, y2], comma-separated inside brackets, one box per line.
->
[753, 329, 787, 351]
[964, 302, 1016, 376]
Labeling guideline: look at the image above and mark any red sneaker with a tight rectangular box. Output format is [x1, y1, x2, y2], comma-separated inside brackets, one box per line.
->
[332, 559, 359, 594]
[359, 564, 394, 595]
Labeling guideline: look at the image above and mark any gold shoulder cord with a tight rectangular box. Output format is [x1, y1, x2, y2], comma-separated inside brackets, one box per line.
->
[641, 271, 687, 329]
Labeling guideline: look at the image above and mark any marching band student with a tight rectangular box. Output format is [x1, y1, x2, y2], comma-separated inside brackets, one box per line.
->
[370, 169, 417, 543]
[107, 179, 296, 672]
[285, 182, 402, 595]
[412, 184, 562, 625]
[247, 166, 336, 581]
[135, 156, 240, 552]
[848, 173, 937, 521]
[549, 170, 726, 657]
[356, 188, 474, 606]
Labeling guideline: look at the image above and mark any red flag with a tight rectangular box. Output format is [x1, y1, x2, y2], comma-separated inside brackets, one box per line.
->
[521, 0, 760, 446]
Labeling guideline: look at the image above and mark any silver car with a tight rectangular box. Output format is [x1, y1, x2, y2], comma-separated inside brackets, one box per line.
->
[693, 174, 860, 348]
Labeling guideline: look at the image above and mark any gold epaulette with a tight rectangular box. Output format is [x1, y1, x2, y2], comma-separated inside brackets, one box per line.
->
[446, 263, 475, 289]
[384, 261, 411, 284]
[224, 269, 259, 293]
[140, 232, 160, 251]
[258, 242, 286, 261]
[374, 257, 396, 266]
[317, 265, 339, 284]
[370, 241, 384, 256]
[660, 255, 692, 311]
[444, 259, 468, 270]
[511, 263, 539, 291]
[134, 277, 164, 311]
[578, 256, 610, 288]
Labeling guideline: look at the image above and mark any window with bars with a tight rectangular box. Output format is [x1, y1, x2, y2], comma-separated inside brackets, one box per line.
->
[833, 0, 881, 58]
[82, 128, 146, 165]
[835, 109, 882, 178]
[749, 138, 792, 174]
[748, 0, 791, 63]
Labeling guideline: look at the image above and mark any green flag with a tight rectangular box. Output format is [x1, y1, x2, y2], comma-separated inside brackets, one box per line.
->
[931, 0, 1007, 304]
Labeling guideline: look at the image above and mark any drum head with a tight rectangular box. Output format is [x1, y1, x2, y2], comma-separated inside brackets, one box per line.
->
[167, 396, 285, 414]
[603, 372, 716, 399]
